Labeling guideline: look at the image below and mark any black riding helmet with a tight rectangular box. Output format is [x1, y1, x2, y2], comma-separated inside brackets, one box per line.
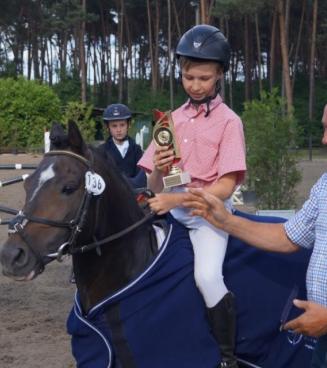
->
[103, 104, 132, 123]
[176, 24, 231, 73]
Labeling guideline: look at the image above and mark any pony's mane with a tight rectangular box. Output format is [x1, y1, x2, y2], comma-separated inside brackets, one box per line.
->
[49, 122, 142, 217]
[93, 144, 134, 193]
[91, 144, 143, 218]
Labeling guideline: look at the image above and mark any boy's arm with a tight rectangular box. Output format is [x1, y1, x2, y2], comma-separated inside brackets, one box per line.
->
[148, 171, 239, 215]
[147, 168, 165, 193]
[204, 172, 238, 201]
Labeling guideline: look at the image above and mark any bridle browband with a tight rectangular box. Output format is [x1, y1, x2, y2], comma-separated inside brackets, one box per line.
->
[8, 149, 155, 264]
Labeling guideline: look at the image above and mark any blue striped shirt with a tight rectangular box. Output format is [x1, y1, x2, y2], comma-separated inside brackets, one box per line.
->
[285, 173, 327, 306]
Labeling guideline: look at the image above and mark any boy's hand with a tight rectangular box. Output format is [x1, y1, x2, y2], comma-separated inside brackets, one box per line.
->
[148, 193, 181, 215]
[182, 188, 229, 228]
[153, 146, 175, 173]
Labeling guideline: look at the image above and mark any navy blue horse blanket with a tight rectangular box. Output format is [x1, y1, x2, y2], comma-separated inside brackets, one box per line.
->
[67, 211, 315, 368]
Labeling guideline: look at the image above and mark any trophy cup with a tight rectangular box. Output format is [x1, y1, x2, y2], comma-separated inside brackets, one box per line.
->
[152, 109, 191, 189]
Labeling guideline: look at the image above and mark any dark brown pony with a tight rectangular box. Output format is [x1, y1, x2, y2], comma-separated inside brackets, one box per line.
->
[0, 122, 314, 368]
[0, 121, 158, 313]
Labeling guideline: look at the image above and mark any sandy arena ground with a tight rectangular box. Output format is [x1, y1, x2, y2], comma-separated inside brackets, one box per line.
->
[0, 153, 326, 368]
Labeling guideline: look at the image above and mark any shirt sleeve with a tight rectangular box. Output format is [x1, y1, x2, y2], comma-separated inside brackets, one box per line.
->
[284, 176, 322, 249]
[322, 104, 327, 124]
[217, 117, 246, 185]
[137, 140, 156, 174]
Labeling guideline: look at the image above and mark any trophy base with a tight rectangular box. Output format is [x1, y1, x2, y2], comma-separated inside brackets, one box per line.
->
[163, 172, 191, 189]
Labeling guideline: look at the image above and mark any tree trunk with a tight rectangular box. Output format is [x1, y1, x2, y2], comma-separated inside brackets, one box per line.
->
[277, 0, 293, 116]
[269, 8, 277, 91]
[244, 15, 251, 101]
[80, 0, 87, 103]
[47, 38, 53, 85]
[292, 0, 306, 91]
[200, 0, 208, 23]
[254, 13, 263, 94]
[153, 0, 160, 91]
[118, 0, 125, 102]
[92, 36, 97, 100]
[31, 22, 40, 80]
[224, 17, 233, 109]
[99, 1, 112, 99]
[61, 32, 68, 73]
[308, 0, 318, 155]
[147, 0, 157, 93]
[167, 0, 174, 109]
[219, 18, 225, 100]
[172, 0, 181, 38]
[207, 0, 216, 24]
[27, 30, 32, 80]
[40, 37, 46, 82]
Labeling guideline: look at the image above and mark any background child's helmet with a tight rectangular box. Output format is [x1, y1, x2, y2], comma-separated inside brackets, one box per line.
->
[103, 104, 132, 122]
[176, 24, 231, 72]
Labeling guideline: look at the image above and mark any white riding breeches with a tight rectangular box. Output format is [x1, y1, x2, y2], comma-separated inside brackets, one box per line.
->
[170, 197, 231, 308]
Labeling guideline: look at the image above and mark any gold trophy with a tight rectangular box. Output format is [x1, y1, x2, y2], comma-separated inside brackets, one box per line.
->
[152, 109, 191, 189]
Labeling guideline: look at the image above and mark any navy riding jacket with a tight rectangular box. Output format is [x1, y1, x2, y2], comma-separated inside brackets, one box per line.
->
[98, 137, 146, 189]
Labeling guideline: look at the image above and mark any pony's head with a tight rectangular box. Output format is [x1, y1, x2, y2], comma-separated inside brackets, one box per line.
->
[0, 121, 140, 281]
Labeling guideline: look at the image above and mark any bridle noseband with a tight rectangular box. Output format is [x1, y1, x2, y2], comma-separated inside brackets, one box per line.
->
[8, 150, 154, 265]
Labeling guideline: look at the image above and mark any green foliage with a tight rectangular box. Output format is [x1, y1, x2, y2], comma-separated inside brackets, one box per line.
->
[127, 80, 186, 113]
[224, 75, 326, 148]
[0, 60, 17, 78]
[242, 89, 301, 209]
[292, 74, 326, 147]
[213, 0, 273, 17]
[62, 101, 96, 143]
[52, 69, 82, 104]
[0, 77, 61, 148]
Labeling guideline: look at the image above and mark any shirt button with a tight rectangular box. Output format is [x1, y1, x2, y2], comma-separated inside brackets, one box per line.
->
[184, 139, 188, 143]
[190, 118, 194, 123]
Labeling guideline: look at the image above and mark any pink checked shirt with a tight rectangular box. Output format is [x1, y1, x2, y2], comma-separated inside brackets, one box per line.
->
[138, 95, 246, 188]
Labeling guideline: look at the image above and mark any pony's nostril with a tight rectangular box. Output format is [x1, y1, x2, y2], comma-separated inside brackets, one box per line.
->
[12, 247, 28, 267]
[1, 246, 28, 268]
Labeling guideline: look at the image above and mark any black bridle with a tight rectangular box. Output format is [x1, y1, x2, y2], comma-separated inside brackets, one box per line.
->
[7, 150, 154, 263]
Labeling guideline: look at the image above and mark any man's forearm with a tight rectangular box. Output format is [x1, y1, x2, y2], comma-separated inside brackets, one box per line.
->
[222, 214, 299, 253]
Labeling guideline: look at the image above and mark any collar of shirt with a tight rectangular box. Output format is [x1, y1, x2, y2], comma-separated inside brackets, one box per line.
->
[181, 94, 223, 118]
[114, 139, 129, 158]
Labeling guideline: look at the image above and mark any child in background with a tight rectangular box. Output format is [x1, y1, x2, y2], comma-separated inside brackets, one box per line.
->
[138, 25, 246, 368]
[99, 103, 146, 189]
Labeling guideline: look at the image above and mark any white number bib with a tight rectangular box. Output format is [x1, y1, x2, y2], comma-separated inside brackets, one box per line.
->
[85, 171, 106, 195]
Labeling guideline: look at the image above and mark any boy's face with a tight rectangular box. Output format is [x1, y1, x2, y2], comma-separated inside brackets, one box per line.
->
[107, 120, 129, 142]
[181, 62, 222, 101]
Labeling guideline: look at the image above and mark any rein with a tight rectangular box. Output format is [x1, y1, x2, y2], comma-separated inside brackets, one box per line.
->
[8, 149, 155, 262]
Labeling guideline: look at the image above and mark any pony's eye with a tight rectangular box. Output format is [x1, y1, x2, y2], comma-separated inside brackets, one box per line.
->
[62, 185, 77, 195]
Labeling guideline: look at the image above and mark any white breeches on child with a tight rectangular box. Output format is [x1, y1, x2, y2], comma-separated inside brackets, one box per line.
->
[170, 200, 231, 308]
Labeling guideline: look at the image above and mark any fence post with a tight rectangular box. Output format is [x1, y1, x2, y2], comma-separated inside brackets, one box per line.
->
[44, 128, 50, 153]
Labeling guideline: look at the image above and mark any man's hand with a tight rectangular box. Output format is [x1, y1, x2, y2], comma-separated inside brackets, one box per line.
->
[283, 299, 327, 337]
[148, 193, 181, 215]
[182, 188, 230, 228]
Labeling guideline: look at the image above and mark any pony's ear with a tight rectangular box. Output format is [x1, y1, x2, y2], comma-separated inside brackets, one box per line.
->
[67, 120, 87, 155]
[50, 121, 68, 149]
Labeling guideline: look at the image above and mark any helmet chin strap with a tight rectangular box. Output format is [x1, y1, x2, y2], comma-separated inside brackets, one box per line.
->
[188, 82, 221, 117]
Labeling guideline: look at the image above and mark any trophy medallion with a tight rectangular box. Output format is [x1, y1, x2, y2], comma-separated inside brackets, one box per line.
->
[152, 109, 191, 189]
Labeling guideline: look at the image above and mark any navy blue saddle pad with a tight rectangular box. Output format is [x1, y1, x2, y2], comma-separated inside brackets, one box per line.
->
[67, 211, 315, 368]
[227, 210, 315, 367]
